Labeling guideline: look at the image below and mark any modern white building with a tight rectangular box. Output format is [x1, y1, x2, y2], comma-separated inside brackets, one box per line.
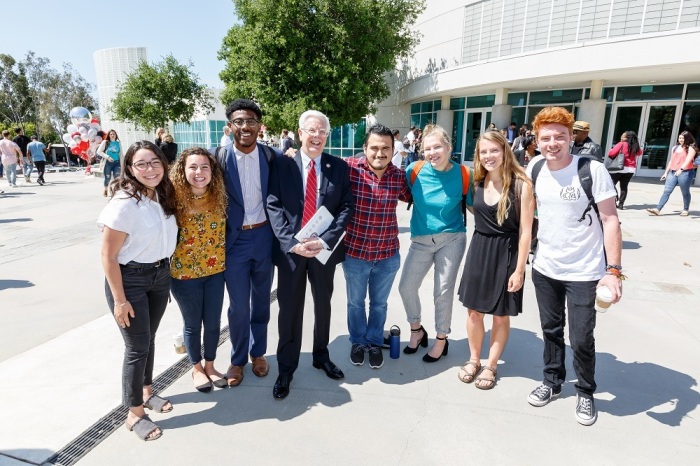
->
[93, 47, 152, 149]
[377, 0, 700, 179]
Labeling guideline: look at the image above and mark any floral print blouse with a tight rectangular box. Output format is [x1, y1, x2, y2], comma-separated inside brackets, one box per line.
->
[170, 198, 226, 280]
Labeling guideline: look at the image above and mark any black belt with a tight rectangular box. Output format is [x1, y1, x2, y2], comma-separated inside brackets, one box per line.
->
[242, 220, 268, 230]
[121, 258, 169, 269]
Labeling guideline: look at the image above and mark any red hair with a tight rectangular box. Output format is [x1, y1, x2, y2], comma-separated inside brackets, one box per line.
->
[532, 107, 575, 135]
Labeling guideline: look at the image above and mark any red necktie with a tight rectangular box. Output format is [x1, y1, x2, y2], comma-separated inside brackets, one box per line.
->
[302, 159, 317, 226]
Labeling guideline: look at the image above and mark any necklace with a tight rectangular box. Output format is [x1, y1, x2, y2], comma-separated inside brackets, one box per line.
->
[192, 192, 208, 200]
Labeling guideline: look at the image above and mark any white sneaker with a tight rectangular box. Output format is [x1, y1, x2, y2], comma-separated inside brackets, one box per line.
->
[575, 394, 597, 426]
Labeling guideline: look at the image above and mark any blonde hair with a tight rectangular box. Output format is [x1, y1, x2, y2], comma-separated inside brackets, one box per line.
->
[169, 147, 227, 225]
[473, 131, 531, 225]
[420, 124, 452, 153]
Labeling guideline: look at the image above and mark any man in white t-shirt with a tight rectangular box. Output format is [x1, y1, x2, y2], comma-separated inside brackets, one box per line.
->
[391, 129, 406, 169]
[525, 107, 622, 427]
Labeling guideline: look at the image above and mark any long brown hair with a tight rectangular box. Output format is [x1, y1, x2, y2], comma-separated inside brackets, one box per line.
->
[169, 147, 227, 225]
[109, 140, 177, 216]
[473, 130, 531, 225]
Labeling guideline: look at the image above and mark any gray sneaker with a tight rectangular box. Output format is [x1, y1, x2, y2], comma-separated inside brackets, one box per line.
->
[350, 344, 365, 366]
[528, 383, 561, 407]
[575, 394, 597, 426]
[367, 345, 384, 369]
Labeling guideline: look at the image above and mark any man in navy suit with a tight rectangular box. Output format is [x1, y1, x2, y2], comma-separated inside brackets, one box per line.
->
[222, 99, 280, 387]
[266, 110, 354, 399]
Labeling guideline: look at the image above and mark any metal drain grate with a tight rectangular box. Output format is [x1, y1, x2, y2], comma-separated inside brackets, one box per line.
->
[45, 290, 278, 466]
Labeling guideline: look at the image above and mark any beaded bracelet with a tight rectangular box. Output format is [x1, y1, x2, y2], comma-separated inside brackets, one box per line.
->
[606, 264, 622, 271]
[605, 269, 627, 280]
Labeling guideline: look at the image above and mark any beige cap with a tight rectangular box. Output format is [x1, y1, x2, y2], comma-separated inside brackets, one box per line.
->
[573, 121, 591, 131]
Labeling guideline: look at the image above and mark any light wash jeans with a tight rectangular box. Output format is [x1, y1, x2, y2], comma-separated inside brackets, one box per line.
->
[398, 232, 466, 335]
[4, 163, 17, 186]
[23, 160, 34, 179]
[657, 170, 692, 211]
[342, 253, 401, 347]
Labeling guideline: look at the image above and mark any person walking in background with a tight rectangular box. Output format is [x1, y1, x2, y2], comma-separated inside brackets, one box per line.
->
[220, 99, 278, 388]
[514, 135, 539, 167]
[505, 122, 518, 144]
[525, 107, 622, 426]
[266, 109, 354, 399]
[170, 147, 229, 393]
[570, 121, 603, 162]
[97, 130, 122, 197]
[27, 135, 48, 185]
[607, 131, 643, 210]
[13, 128, 32, 183]
[159, 133, 178, 166]
[398, 125, 471, 363]
[343, 124, 411, 369]
[280, 129, 294, 153]
[220, 125, 232, 147]
[0, 130, 23, 188]
[391, 129, 407, 169]
[646, 131, 698, 217]
[154, 128, 165, 147]
[457, 131, 534, 390]
[97, 141, 178, 441]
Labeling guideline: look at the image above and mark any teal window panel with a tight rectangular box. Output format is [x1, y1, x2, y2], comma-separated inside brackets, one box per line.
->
[466, 95, 495, 109]
[616, 84, 683, 101]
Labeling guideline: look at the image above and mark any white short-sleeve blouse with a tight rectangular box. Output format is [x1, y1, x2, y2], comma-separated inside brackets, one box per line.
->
[97, 190, 178, 265]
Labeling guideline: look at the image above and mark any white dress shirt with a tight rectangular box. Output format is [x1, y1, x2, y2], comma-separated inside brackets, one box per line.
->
[234, 145, 266, 225]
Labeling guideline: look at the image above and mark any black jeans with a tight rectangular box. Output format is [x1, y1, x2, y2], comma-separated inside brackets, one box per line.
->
[532, 269, 597, 397]
[34, 161, 46, 183]
[105, 262, 171, 407]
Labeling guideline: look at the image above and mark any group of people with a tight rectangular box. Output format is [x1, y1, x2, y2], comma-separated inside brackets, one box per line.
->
[98, 103, 625, 441]
[0, 128, 50, 191]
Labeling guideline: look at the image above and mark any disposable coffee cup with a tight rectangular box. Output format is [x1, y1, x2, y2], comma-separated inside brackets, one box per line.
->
[173, 331, 186, 354]
[595, 286, 613, 313]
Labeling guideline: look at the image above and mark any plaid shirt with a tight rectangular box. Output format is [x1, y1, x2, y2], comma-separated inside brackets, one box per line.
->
[344, 157, 411, 261]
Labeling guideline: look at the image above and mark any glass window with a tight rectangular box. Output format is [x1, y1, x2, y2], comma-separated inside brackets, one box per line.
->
[685, 83, 700, 100]
[512, 107, 527, 127]
[679, 103, 700, 142]
[450, 97, 465, 110]
[452, 110, 464, 159]
[420, 101, 433, 113]
[508, 92, 528, 107]
[411, 103, 421, 114]
[529, 89, 584, 105]
[616, 84, 683, 101]
[466, 95, 495, 109]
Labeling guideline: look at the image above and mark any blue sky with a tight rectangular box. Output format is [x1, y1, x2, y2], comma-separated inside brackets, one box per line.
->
[3, 0, 237, 89]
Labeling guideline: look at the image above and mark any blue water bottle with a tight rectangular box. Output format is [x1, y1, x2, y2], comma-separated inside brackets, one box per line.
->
[389, 325, 401, 359]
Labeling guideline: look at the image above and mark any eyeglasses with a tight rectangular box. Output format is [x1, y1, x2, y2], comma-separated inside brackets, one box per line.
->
[229, 118, 260, 128]
[300, 128, 329, 137]
[132, 159, 163, 170]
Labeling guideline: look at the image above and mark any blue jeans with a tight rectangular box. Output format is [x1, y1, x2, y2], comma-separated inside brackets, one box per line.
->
[23, 160, 34, 178]
[342, 253, 401, 347]
[4, 163, 17, 186]
[105, 262, 171, 408]
[103, 160, 121, 187]
[657, 170, 692, 211]
[171, 272, 225, 365]
[532, 269, 597, 397]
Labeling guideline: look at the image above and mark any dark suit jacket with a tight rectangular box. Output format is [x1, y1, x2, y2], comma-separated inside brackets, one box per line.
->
[223, 142, 281, 252]
[267, 151, 354, 272]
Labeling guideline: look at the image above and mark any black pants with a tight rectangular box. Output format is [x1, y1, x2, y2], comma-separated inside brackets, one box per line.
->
[276, 258, 336, 375]
[609, 172, 633, 206]
[105, 263, 171, 407]
[34, 161, 46, 183]
[532, 269, 597, 397]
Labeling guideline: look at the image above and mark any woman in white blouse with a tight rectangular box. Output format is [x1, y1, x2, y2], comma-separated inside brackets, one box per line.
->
[97, 141, 178, 441]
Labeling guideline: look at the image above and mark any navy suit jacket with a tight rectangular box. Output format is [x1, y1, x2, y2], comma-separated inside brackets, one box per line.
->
[223, 142, 282, 253]
[267, 151, 354, 272]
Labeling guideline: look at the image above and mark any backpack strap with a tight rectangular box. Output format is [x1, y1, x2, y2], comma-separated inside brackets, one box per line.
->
[576, 157, 600, 227]
[460, 164, 470, 196]
[530, 158, 546, 188]
[409, 160, 427, 186]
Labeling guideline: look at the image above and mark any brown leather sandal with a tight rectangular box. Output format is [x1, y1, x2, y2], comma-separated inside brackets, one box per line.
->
[475, 365, 497, 390]
[458, 360, 481, 384]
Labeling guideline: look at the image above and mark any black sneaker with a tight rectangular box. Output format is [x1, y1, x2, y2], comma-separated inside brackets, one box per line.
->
[528, 383, 561, 407]
[367, 345, 384, 369]
[350, 344, 365, 366]
[575, 394, 597, 426]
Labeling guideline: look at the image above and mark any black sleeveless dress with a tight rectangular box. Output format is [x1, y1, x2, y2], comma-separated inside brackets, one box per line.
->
[458, 182, 523, 316]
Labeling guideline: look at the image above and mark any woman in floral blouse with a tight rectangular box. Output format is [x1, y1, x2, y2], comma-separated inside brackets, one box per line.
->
[170, 147, 228, 392]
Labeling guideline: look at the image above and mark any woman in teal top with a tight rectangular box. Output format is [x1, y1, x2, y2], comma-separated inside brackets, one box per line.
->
[398, 124, 472, 363]
[98, 129, 122, 197]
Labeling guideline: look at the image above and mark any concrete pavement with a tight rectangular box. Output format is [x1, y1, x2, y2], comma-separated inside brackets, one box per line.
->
[0, 171, 699, 465]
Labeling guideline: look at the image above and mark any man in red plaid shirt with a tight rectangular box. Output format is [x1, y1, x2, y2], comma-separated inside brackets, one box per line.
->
[343, 124, 412, 369]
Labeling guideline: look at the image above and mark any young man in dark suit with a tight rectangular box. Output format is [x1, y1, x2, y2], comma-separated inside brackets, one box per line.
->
[266, 110, 354, 399]
[222, 99, 281, 387]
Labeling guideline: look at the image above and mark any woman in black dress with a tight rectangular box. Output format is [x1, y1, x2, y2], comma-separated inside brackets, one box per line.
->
[457, 131, 534, 389]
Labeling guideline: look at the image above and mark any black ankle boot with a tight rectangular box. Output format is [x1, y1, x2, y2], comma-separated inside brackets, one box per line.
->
[422, 335, 448, 363]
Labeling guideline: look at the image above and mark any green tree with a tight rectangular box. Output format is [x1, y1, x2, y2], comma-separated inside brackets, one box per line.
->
[218, 0, 424, 131]
[0, 54, 34, 128]
[111, 55, 214, 132]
